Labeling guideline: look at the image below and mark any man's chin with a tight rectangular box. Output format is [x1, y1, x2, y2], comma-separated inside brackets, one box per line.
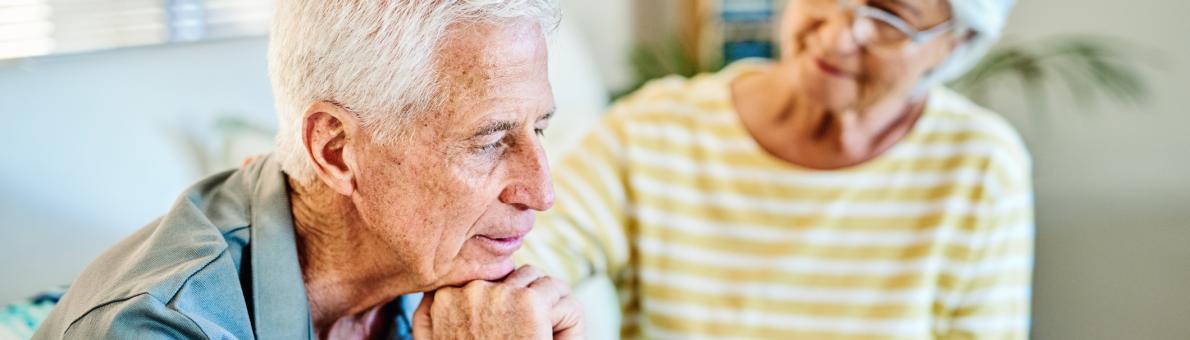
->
[476, 257, 518, 281]
[439, 257, 517, 287]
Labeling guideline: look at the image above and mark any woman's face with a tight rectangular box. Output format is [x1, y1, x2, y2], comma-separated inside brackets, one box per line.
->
[777, 0, 958, 111]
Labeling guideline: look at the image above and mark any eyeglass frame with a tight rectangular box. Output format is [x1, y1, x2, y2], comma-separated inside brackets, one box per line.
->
[836, 0, 955, 48]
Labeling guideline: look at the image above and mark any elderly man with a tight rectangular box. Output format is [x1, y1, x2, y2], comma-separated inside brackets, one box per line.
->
[34, 1, 580, 339]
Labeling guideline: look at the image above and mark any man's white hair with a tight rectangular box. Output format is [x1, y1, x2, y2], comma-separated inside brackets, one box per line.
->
[269, 0, 560, 185]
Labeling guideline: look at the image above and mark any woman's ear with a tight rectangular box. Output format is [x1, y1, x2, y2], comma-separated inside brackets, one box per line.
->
[946, 29, 978, 55]
[300, 101, 361, 196]
[963, 29, 978, 43]
[924, 29, 972, 71]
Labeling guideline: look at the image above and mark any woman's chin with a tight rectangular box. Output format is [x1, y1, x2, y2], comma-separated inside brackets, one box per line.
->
[795, 78, 855, 106]
[802, 84, 860, 111]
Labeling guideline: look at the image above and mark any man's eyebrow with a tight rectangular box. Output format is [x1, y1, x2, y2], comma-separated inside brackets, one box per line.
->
[473, 108, 554, 137]
[473, 120, 518, 137]
[537, 109, 555, 122]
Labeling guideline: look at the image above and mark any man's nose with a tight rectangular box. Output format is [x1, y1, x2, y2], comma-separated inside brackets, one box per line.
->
[498, 138, 555, 211]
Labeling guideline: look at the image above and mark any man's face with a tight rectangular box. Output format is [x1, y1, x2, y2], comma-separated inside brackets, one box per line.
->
[350, 19, 555, 288]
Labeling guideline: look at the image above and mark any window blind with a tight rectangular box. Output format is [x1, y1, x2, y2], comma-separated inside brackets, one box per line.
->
[0, 0, 271, 60]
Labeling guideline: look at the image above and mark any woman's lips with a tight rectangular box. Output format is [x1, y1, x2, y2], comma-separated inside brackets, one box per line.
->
[815, 58, 854, 78]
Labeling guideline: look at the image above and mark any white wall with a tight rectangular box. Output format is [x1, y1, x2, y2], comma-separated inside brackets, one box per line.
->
[556, 0, 682, 92]
[0, 38, 278, 302]
[559, 0, 636, 91]
[992, 0, 1190, 338]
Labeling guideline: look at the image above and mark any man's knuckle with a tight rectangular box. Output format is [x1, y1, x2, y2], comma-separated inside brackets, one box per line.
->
[510, 288, 541, 308]
[462, 285, 487, 301]
[519, 265, 542, 278]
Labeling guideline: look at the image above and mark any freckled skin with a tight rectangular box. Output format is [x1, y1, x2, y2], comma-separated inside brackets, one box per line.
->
[349, 19, 555, 289]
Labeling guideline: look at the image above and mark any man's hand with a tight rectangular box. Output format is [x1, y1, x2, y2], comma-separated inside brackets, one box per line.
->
[412, 265, 584, 340]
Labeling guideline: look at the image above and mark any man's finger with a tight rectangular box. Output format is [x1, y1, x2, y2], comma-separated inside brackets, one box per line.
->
[551, 296, 584, 340]
[412, 291, 435, 340]
[527, 275, 571, 305]
[502, 265, 545, 288]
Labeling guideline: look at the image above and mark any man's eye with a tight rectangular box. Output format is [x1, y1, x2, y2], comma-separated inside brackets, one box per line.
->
[476, 141, 505, 154]
[534, 128, 545, 137]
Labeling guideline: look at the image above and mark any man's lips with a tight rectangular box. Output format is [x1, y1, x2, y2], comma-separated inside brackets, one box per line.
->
[476, 234, 525, 242]
[472, 226, 532, 255]
[477, 224, 532, 240]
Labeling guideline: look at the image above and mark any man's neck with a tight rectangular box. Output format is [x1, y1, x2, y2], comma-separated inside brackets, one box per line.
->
[286, 178, 412, 333]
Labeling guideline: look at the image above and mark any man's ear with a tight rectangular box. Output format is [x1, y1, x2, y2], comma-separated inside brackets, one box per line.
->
[300, 101, 361, 196]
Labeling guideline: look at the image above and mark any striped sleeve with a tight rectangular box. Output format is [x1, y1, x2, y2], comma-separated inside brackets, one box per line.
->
[942, 128, 1035, 340]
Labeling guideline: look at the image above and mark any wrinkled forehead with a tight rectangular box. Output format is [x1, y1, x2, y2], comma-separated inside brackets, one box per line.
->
[435, 20, 548, 95]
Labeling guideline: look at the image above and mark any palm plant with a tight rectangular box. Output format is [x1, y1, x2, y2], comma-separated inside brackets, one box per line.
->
[949, 35, 1151, 114]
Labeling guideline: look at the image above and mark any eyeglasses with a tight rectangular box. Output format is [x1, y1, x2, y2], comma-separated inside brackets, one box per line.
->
[833, 0, 953, 50]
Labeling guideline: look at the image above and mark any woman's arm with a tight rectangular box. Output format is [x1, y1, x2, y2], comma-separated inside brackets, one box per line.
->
[944, 144, 1035, 340]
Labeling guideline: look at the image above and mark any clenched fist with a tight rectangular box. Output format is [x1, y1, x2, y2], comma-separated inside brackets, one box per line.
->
[412, 265, 584, 340]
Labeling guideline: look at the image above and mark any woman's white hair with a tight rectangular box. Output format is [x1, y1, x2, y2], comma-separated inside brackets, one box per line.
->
[917, 0, 1016, 93]
[269, 0, 560, 185]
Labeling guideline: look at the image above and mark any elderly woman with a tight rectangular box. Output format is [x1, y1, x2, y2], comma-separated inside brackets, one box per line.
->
[34, 1, 582, 339]
[520, 0, 1030, 338]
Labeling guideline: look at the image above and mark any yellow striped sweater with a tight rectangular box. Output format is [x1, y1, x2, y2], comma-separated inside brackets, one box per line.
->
[519, 61, 1034, 339]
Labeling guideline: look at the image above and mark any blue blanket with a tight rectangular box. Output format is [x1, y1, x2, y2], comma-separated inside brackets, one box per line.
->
[0, 287, 66, 340]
